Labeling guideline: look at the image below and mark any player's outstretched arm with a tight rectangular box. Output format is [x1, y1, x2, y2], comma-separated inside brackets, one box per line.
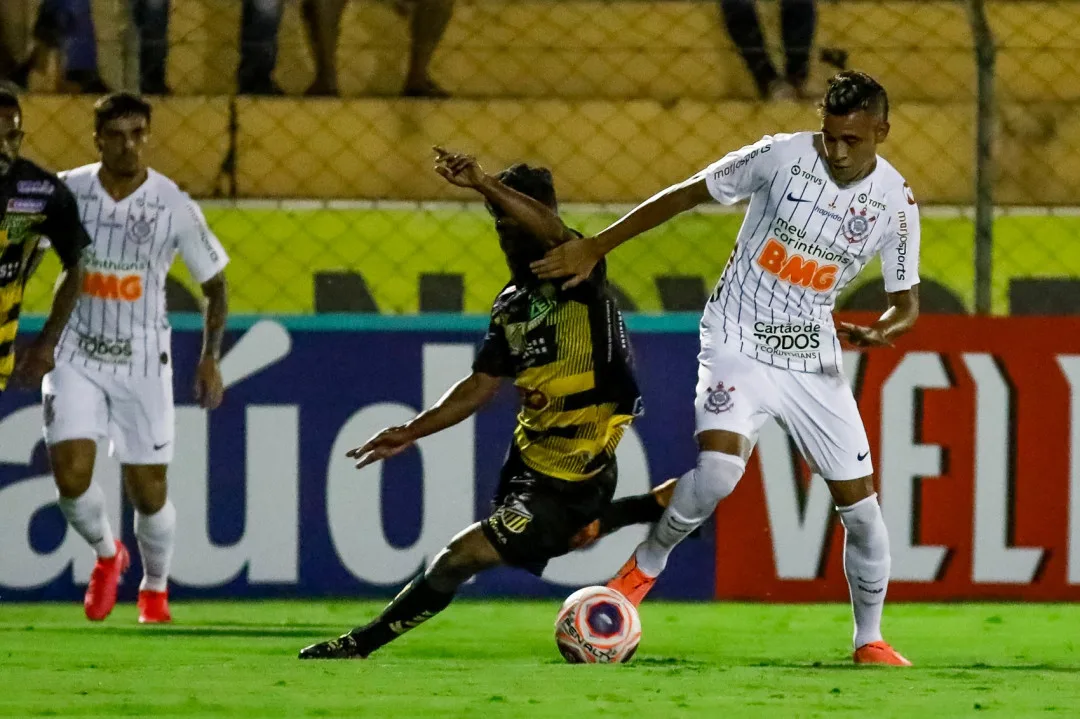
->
[531, 176, 713, 289]
[194, 271, 228, 409]
[432, 146, 572, 248]
[347, 372, 502, 469]
[838, 286, 920, 348]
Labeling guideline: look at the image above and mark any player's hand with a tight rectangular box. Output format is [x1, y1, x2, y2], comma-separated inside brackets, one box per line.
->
[529, 236, 601, 290]
[837, 322, 893, 348]
[10, 338, 55, 389]
[347, 425, 417, 470]
[194, 356, 225, 409]
[433, 146, 487, 189]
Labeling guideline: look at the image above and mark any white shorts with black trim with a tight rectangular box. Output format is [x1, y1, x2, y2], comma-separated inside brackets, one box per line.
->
[42, 361, 175, 465]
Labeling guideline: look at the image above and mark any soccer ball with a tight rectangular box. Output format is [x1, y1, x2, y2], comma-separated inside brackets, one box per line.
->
[554, 586, 642, 664]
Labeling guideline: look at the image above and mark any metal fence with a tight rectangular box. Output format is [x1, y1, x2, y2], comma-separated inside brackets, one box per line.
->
[3, 0, 1080, 316]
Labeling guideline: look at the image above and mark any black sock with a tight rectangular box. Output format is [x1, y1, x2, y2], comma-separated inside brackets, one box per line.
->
[350, 574, 456, 656]
[598, 494, 665, 535]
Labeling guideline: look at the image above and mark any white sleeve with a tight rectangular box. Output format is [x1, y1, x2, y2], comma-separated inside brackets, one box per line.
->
[701, 135, 778, 205]
[175, 195, 229, 284]
[880, 183, 920, 292]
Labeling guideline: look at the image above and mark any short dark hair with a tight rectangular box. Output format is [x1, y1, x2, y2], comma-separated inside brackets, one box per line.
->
[821, 71, 888, 122]
[491, 163, 557, 212]
[94, 92, 152, 134]
[0, 89, 21, 120]
[488, 163, 559, 284]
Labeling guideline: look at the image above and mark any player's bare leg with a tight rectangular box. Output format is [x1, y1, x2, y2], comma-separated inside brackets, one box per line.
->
[568, 477, 678, 550]
[50, 439, 129, 621]
[123, 464, 175, 624]
[827, 476, 911, 667]
[608, 429, 750, 605]
[299, 523, 503, 659]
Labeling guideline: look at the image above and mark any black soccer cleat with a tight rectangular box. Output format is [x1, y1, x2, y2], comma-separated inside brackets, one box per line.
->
[298, 632, 367, 660]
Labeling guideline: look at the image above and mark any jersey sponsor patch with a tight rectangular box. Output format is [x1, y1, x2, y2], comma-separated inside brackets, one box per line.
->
[6, 198, 46, 214]
[82, 271, 144, 301]
[756, 238, 839, 292]
[753, 321, 823, 359]
[76, 334, 134, 364]
[16, 180, 55, 195]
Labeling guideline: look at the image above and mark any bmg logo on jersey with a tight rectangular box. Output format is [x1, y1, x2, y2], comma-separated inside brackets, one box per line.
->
[82, 271, 143, 301]
[756, 238, 839, 292]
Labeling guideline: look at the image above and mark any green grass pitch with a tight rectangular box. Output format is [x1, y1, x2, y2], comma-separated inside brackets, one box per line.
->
[2, 601, 1078, 718]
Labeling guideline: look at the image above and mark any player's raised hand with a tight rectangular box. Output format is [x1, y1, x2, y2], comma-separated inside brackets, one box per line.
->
[194, 356, 225, 409]
[837, 321, 892, 348]
[10, 337, 55, 389]
[347, 425, 416, 470]
[433, 146, 486, 189]
[530, 236, 600, 290]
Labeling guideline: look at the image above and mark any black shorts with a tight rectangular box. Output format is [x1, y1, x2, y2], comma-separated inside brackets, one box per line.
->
[480, 446, 617, 576]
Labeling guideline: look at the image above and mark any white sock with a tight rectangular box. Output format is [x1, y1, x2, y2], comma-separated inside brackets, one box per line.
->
[135, 500, 176, 593]
[634, 451, 745, 576]
[56, 483, 116, 559]
[837, 494, 890, 649]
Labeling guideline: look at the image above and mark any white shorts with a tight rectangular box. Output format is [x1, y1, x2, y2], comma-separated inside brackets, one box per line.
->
[42, 362, 175, 465]
[694, 335, 871, 482]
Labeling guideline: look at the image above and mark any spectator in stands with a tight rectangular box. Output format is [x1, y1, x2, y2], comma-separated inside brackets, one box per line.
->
[719, 0, 816, 100]
[300, 0, 453, 97]
[9, 0, 109, 94]
[133, 0, 284, 95]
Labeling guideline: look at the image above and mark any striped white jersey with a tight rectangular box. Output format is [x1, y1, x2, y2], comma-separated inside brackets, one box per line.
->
[699, 132, 920, 374]
[54, 164, 229, 377]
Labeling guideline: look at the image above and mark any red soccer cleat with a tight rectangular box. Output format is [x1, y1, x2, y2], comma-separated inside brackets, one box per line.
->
[853, 640, 912, 666]
[605, 554, 657, 607]
[138, 589, 172, 624]
[84, 540, 130, 621]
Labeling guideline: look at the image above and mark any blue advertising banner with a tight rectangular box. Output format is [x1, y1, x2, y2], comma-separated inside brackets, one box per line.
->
[0, 315, 716, 601]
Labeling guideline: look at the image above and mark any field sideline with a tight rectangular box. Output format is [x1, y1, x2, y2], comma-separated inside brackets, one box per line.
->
[2, 601, 1078, 718]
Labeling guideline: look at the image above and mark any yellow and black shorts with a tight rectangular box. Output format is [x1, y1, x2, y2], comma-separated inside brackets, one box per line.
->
[481, 445, 617, 576]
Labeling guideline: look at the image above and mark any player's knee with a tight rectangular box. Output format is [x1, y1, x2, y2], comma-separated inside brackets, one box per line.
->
[693, 451, 745, 507]
[123, 468, 168, 515]
[428, 527, 499, 585]
[49, 443, 95, 498]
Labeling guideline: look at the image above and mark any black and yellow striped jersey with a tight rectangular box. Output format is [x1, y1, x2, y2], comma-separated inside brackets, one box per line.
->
[0, 159, 90, 387]
[473, 261, 643, 482]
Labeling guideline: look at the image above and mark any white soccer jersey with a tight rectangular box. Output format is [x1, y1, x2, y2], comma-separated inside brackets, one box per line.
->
[54, 164, 229, 377]
[698, 132, 920, 374]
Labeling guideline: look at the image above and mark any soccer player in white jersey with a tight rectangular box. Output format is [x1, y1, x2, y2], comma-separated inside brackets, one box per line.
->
[43, 93, 230, 623]
[532, 72, 919, 666]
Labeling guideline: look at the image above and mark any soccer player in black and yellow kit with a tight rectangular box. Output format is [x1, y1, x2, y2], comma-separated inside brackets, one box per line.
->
[299, 148, 671, 660]
[0, 90, 88, 392]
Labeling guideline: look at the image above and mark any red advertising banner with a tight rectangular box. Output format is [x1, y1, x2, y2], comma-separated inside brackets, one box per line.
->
[714, 315, 1080, 601]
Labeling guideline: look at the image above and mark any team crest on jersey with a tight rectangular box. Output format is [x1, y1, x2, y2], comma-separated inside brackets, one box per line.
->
[843, 207, 877, 243]
[704, 382, 736, 414]
[125, 211, 156, 245]
[493, 504, 533, 535]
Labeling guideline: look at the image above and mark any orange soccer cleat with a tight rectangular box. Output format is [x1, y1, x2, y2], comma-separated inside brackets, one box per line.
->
[84, 540, 130, 621]
[853, 641, 912, 667]
[605, 555, 657, 607]
[137, 589, 172, 624]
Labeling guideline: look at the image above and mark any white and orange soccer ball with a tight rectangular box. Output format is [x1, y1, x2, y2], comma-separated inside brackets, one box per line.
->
[554, 586, 642, 664]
